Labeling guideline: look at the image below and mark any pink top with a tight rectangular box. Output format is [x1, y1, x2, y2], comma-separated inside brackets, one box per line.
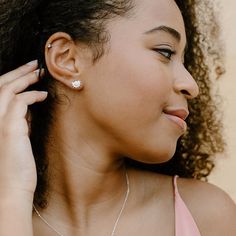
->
[174, 176, 201, 236]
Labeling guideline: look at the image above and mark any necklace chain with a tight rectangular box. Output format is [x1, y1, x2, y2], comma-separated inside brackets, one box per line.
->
[33, 206, 64, 236]
[33, 169, 130, 236]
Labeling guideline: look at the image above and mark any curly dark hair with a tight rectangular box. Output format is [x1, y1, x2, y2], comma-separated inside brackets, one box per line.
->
[0, 0, 225, 209]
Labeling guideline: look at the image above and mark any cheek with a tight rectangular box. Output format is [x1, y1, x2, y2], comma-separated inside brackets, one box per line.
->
[91, 55, 170, 123]
[83, 50, 179, 163]
[84, 23, 172, 121]
[84, 50, 171, 137]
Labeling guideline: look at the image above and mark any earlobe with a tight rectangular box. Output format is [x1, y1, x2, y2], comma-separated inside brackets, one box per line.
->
[45, 32, 83, 90]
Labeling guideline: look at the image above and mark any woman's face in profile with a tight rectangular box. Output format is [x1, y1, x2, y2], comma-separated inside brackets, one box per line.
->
[76, 0, 199, 163]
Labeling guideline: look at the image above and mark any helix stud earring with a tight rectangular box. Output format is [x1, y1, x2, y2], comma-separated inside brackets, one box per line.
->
[47, 43, 52, 49]
[71, 80, 83, 90]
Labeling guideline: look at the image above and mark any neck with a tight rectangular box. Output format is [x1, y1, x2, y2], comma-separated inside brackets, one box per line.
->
[41, 112, 129, 234]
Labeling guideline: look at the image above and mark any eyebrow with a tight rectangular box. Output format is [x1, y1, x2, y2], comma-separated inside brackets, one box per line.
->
[144, 25, 188, 57]
[144, 25, 181, 42]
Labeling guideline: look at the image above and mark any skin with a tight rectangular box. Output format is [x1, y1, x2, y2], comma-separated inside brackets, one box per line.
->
[0, 0, 236, 235]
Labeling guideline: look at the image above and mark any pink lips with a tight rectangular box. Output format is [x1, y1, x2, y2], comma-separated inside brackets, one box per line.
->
[163, 108, 189, 132]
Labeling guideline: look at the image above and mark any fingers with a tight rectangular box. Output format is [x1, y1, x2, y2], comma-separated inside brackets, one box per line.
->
[0, 60, 38, 87]
[0, 61, 48, 119]
[16, 91, 48, 106]
[1, 69, 43, 94]
[0, 90, 48, 118]
[7, 91, 48, 119]
[2, 91, 47, 135]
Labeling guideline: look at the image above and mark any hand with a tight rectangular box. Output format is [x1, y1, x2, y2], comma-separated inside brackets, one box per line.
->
[0, 61, 48, 197]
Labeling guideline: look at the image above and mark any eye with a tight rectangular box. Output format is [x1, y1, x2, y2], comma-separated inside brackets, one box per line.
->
[153, 48, 176, 60]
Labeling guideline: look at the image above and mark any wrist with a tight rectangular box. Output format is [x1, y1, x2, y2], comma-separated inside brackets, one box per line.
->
[0, 190, 34, 236]
[0, 188, 34, 206]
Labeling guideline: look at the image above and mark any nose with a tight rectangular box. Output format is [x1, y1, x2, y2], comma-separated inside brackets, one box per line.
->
[173, 65, 199, 99]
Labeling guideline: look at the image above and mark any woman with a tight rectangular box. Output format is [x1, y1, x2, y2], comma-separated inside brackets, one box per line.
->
[0, 0, 235, 235]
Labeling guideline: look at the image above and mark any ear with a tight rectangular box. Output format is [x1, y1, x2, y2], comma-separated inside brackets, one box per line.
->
[44, 32, 86, 89]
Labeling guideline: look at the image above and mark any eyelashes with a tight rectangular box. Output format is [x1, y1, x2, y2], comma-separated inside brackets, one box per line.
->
[153, 48, 176, 60]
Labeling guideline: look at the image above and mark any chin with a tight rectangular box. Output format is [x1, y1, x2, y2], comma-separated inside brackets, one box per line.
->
[122, 132, 179, 164]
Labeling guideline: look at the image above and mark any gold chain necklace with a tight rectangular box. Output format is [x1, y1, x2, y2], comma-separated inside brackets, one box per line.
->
[33, 170, 130, 236]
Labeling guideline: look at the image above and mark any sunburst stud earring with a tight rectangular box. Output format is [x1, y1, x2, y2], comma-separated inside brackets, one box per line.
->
[71, 80, 83, 90]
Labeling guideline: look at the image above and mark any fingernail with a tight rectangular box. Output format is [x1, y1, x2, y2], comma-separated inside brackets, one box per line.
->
[27, 60, 38, 66]
[40, 68, 45, 75]
[34, 69, 40, 77]
[41, 91, 48, 95]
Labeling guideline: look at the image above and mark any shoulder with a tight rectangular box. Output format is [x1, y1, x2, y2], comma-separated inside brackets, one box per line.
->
[176, 177, 236, 235]
[128, 168, 236, 235]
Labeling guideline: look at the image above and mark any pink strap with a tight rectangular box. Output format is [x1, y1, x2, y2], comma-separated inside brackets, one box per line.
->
[174, 176, 201, 236]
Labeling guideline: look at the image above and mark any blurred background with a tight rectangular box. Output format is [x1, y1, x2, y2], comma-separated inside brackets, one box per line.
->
[208, 0, 236, 202]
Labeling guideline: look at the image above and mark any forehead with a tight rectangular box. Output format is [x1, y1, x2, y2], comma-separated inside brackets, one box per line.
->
[132, 0, 186, 41]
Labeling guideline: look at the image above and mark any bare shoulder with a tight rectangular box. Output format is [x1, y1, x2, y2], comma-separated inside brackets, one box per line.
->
[129, 168, 236, 235]
[176, 177, 236, 235]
